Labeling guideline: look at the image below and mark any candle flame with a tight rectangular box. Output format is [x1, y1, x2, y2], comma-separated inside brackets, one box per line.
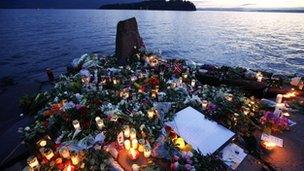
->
[283, 91, 297, 98]
[263, 141, 276, 150]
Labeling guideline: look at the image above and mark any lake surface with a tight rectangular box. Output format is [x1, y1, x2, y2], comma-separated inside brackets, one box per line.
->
[0, 9, 304, 83]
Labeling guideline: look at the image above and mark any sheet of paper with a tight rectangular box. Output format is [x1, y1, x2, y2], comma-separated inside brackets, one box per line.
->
[167, 107, 235, 155]
[261, 133, 283, 147]
[220, 143, 247, 170]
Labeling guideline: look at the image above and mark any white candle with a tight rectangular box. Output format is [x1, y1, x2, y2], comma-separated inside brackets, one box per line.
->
[124, 140, 131, 150]
[130, 128, 137, 140]
[143, 145, 151, 158]
[276, 94, 283, 103]
[132, 139, 138, 149]
[191, 79, 196, 87]
[201, 100, 208, 110]
[27, 156, 39, 168]
[95, 117, 104, 129]
[123, 125, 130, 138]
[72, 120, 81, 130]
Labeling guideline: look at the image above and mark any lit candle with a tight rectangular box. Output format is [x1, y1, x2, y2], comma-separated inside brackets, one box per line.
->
[71, 152, 79, 165]
[283, 91, 296, 98]
[147, 108, 155, 119]
[151, 90, 157, 98]
[123, 125, 130, 138]
[132, 139, 138, 149]
[43, 148, 54, 160]
[124, 140, 131, 150]
[95, 117, 104, 129]
[130, 128, 137, 140]
[113, 78, 118, 85]
[143, 145, 151, 158]
[201, 100, 208, 110]
[37, 139, 47, 147]
[72, 120, 81, 130]
[182, 73, 188, 79]
[27, 156, 39, 168]
[262, 141, 276, 150]
[243, 108, 250, 115]
[128, 148, 139, 160]
[138, 139, 145, 152]
[63, 164, 74, 171]
[276, 94, 283, 103]
[191, 79, 196, 87]
[59, 146, 70, 159]
[256, 72, 263, 82]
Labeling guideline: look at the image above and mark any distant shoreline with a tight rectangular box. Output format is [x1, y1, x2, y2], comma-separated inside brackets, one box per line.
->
[0, 8, 304, 14]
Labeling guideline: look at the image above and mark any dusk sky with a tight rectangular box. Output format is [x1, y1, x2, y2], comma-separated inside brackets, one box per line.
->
[191, 0, 304, 8]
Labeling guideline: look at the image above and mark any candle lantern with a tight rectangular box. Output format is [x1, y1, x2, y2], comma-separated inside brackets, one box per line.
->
[123, 125, 130, 138]
[128, 148, 140, 160]
[276, 94, 283, 103]
[36, 139, 47, 147]
[143, 145, 151, 158]
[132, 139, 138, 149]
[59, 146, 70, 159]
[43, 148, 54, 160]
[130, 128, 137, 140]
[138, 139, 145, 152]
[72, 120, 81, 130]
[95, 117, 104, 129]
[71, 152, 79, 165]
[201, 100, 208, 110]
[124, 140, 131, 150]
[27, 156, 40, 169]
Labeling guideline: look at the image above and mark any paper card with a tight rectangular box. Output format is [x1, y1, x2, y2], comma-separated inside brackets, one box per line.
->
[220, 143, 247, 170]
[261, 133, 283, 147]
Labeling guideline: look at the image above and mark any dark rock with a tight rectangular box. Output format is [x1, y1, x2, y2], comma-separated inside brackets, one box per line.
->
[115, 17, 144, 66]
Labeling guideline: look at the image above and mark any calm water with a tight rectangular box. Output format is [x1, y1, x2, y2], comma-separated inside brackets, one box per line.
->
[0, 9, 304, 83]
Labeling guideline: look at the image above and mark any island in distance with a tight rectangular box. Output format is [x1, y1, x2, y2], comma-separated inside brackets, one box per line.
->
[100, 0, 196, 11]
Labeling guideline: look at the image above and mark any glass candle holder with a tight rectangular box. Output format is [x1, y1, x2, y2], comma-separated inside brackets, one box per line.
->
[27, 156, 39, 168]
[123, 125, 130, 138]
[43, 148, 54, 160]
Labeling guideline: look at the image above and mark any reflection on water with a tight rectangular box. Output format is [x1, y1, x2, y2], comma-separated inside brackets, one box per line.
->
[0, 9, 304, 83]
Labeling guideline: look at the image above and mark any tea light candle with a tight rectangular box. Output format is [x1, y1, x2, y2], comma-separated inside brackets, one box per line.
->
[138, 139, 145, 152]
[124, 140, 131, 150]
[276, 94, 283, 103]
[37, 139, 47, 147]
[130, 128, 137, 140]
[27, 156, 39, 168]
[95, 117, 104, 129]
[63, 164, 74, 171]
[143, 145, 151, 158]
[123, 125, 130, 138]
[151, 90, 157, 98]
[71, 153, 79, 165]
[72, 120, 81, 130]
[201, 100, 208, 110]
[113, 78, 118, 85]
[132, 139, 138, 149]
[43, 148, 54, 160]
[128, 148, 139, 160]
[59, 146, 70, 159]
[147, 108, 155, 118]
[191, 79, 196, 87]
